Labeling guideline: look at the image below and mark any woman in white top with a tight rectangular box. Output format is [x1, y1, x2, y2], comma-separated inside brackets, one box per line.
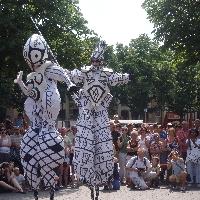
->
[138, 127, 150, 159]
[185, 128, 200, 187]
[0, 127, 11, 163]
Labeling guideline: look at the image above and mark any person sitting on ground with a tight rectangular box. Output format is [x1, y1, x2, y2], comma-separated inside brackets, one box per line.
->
[0, 163, 18, 192]
[148, 157, 160, 188]
[126, 148, 151, 190]
[0, 162, 25, 193]
[13, 167, 26, 190]
[167, 150, 187, 191]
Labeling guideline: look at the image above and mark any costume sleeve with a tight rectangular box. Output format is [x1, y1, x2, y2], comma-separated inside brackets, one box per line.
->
[45, 65, 75, 89]
[17, 80, 29, 96]
[68, 69, 84, 84]
[108, 72, 130, 86]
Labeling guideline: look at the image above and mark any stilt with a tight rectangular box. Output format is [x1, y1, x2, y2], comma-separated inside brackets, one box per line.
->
[90, 186, 95, 200]
[34, 190, 38, 200]
[95, 186, 99, 200]
[50, 187, 55, 200]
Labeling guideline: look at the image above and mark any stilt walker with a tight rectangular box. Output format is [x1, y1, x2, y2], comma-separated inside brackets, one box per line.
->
[14, 34, 77, 200]
[68, 41, 132, 199]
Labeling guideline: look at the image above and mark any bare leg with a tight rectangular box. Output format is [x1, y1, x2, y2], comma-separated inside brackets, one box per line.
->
[11, 177, 24, 192]
[0, 181, 17, 192]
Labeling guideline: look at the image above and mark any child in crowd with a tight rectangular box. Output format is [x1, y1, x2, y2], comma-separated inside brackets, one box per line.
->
[167, 150, 187, 191]
[148, 157, 160, 188]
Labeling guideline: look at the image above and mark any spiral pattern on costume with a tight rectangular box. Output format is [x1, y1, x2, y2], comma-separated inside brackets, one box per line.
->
[28, 88, 40, 101]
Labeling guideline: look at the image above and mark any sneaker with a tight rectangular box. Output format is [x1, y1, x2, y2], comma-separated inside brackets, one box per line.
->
[187, 183, 192, 187]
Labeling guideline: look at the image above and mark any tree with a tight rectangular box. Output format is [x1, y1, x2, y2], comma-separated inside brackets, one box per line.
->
[0, 0, 96, 111]
[142, 0, 200, 63]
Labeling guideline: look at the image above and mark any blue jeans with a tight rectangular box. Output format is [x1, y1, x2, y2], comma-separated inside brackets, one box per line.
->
[186, 161, 199, 184]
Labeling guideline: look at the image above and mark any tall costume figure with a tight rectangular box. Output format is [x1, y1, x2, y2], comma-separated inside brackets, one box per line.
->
[14, 34, 77, 200]
[68, 41, 131, 199]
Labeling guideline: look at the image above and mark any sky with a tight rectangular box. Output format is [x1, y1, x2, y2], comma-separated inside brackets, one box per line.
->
[78, 0, 154, 45]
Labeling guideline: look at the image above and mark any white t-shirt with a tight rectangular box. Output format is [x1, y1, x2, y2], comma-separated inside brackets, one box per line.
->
[126, 156, 151, 177]
[186, 139, 200, 163]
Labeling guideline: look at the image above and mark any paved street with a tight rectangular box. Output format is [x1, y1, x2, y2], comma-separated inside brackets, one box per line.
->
[0, 185, 199, 200]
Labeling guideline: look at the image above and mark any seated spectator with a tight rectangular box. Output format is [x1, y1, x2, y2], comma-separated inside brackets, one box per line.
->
[13, 167, 25, 189]
[148, 157, 160, 188]
[167, 150, 187, 191]
[0, 163, 18, 192]
[0, 162, 24, 193]
[126, 148, 151, 190]
[0, 126, 11, 163]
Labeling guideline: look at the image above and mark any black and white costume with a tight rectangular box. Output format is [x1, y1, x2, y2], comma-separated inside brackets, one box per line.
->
[14, 34, 76, 200]
[68, 41, 131, 188]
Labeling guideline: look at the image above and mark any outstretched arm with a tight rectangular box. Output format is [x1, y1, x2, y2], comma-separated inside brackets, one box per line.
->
[14, 71, 29, 96]
[108, 72, 130, 86]
[45, 64, 77, 91]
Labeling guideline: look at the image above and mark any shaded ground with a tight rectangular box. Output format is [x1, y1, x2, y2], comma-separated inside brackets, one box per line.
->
[0, 185, 199, 200]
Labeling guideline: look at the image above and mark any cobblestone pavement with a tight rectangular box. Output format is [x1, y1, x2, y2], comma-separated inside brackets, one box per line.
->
[0, 185, 199, 200]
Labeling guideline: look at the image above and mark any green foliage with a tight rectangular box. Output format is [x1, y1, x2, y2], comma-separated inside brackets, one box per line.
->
[142, 0, 200, 62]
[0, 0, 96, 110]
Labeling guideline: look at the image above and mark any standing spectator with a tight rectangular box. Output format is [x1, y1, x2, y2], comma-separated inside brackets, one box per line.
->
[0, 127, 11, 163]
[113, 114, 120, 124]
[118, 126, 129, 184]
[159, 139, 169, 184]
[176, 121, 189, 161]
[69, 125, 77, 188]
[158, 125, 167, 141]
[194, 119, 200, 131]
[167, 128, 179, 151]
[138, 127, 150, 159]
[127, 123, 134, 136]
[110, 122, 120, 153]
[147, 124, 155, 142]
[149, 133, 162, 159]
[185, 128, 200, 187]
[14, 113, 24, 128]
[126, 130, 139, 186]
[10, 127, 23, 173]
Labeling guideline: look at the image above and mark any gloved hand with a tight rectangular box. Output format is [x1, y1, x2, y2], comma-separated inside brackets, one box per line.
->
[14, 71, 23, 84]
[68, 85, 79, 94]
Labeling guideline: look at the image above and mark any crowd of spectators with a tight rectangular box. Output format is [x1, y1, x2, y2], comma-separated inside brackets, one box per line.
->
[1, 112, 200, 195]
[0, 114, 78, 193]
[109, 116, 200, 192]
